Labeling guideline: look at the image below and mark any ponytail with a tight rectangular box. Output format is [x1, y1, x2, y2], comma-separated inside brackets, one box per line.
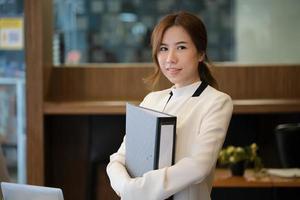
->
[198, 55, 218, 89]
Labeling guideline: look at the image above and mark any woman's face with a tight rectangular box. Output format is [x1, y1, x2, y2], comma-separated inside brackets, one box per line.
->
[157, 25, 203, 88]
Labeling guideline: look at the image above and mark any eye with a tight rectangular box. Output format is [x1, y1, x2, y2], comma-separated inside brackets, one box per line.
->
[177, 45, 187, 50]
[159, 46, 168, 51]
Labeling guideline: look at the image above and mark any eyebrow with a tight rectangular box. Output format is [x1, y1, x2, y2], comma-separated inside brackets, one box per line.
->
[160, 41, 188, 46]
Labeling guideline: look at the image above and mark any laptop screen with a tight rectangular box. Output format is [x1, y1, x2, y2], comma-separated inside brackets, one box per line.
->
[1, 182, 64, 200]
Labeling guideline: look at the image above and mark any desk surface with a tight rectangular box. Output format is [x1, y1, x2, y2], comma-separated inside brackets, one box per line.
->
[213, 169, 300, 188]
[44, 99, 300, 115]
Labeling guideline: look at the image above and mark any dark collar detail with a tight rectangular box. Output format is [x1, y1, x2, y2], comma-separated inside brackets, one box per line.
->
[166, 91, 173, 104]
[192, 81, 208, 97]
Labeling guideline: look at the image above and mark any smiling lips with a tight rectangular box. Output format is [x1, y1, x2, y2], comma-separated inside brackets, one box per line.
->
[166, 67, 182, 75]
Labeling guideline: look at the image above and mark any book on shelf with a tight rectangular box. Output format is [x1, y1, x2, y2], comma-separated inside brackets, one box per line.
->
[125, 103, 176, 178]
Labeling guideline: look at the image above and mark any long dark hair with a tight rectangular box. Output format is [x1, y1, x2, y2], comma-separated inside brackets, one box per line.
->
[146, 11, 218, 89]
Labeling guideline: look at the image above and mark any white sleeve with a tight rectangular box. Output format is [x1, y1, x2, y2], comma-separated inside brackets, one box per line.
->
[106, 93, 154, 196]
[119, 94, 233, 200]
[106, 139, 130, 197]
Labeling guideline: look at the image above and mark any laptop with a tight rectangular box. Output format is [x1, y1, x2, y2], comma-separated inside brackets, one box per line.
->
[1, 182, 64, 200]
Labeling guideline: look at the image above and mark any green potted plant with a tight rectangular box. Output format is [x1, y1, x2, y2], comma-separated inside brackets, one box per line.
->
[218, 143, 263, 176]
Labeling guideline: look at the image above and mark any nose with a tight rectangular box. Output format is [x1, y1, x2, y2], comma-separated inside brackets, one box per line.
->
[166, 49, 177, 64]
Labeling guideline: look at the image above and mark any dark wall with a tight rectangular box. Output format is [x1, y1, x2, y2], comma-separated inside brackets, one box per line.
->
[225, 113, 300, 168]
[212, 187, 300, 200]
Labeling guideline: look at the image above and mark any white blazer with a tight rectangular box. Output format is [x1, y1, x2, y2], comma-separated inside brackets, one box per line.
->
[107, 81, 233, 200]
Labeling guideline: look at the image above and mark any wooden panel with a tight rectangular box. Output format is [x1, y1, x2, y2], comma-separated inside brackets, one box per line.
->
[213, 169, 300, 188]
[215, 64, 300, 99]
[43, 99, 300, 114]
[90, 115, 125, 200]
[211, 188, 273, 200]
[25, 0, 53, 185]
[47, 64, 300, 102]
[47, 64, 171, 101]
[44, 101, 138, 115]
[214, 169, 272, 187]
[96, 164, 119, 200]
[44, 116, 90, 200]
[232, 99, 300, 113]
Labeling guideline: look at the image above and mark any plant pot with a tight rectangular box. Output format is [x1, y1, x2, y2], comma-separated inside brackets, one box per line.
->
[230, 161, 246, 176]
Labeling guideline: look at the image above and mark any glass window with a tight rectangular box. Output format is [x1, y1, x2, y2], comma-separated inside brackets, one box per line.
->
[53, 0, 300, 65]
[53, 0, 235, 64]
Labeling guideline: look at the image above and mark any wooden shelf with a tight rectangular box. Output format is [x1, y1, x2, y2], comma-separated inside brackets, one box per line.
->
[233, 99, 300, 114]
[44, 101, 140, 115]
[213, 169, 300, 188]
[44, 99, 300, 115]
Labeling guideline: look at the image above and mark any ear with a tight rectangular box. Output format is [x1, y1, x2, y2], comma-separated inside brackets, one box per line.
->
[198, 52, 205, 62]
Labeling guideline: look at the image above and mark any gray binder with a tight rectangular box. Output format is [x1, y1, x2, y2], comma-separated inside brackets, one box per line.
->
[125, 103, 176, 178]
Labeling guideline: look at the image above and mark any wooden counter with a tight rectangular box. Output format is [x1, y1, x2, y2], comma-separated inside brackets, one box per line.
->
[44, 101, 138, 115]
[44, 99, 300, 115]
[214, 169, 300, 188]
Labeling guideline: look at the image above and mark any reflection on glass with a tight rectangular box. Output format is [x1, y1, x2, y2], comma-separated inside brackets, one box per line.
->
[53, 0, 235, 64]
[53, 0, 300, 65]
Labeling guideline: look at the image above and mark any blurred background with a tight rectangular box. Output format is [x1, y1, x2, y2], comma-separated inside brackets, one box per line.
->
[0, 0, 299, 200]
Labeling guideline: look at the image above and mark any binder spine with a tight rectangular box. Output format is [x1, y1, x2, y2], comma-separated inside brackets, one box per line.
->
[154, 118, 177, 170]
[153, 119, 161, 170]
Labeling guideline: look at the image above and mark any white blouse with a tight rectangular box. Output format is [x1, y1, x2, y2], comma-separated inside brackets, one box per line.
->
[106, 81, 233, 200]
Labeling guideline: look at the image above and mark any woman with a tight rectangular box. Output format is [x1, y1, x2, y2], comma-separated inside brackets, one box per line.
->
[107, 11, 233, 200]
